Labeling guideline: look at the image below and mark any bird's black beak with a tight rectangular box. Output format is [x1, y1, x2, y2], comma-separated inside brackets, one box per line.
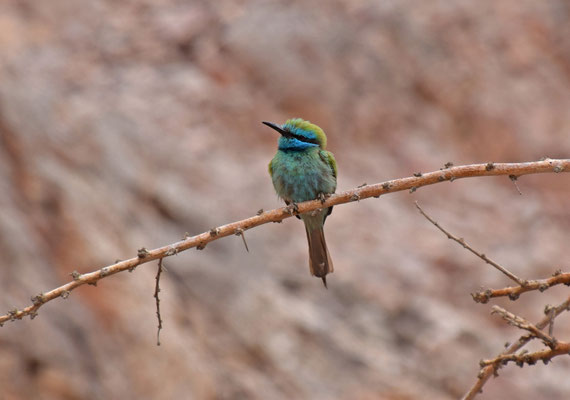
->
[262, 121, 287, 136]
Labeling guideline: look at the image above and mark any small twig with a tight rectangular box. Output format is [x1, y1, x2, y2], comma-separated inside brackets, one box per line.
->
[463, 295, 570, 400]
[508, 175, 523, 195]
[154, 258, 164, 346]
[546, 305, 556, 337]
[235, 228, 249, 252]
[471, 271, 570, 303]
[415, 202, 526, 286]
[491, 306, 557, 348]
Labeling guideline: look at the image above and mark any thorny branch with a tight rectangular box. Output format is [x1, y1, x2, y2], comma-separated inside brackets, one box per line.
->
[479, 341, 570, 368]
[462, 296, 570, 400]
[414, 199, 570, 399]
[1, 158, 568, 325]
[472, 271, 570, 303]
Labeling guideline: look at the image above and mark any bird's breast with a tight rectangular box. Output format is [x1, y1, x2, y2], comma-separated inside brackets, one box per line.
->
[270, 150, 336, 203]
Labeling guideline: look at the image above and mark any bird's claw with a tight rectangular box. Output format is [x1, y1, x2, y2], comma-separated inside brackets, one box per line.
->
[285, 202, 299, 215]
[318, 193, 328, 204]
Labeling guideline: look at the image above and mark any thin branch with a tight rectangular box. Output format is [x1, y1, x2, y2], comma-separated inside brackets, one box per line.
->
[471, 271, 570, 303]
[480, 342, 570, 368]
[546, 305, 556, 337]
[154, 258, 164, 346]
[462, 295, 570, 400]
[415, 202, 526, 286]
[491, 306, 556, 348]
[1, 158, 568, 325]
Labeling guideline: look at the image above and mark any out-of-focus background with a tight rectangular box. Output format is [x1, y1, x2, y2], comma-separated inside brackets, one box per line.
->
[1, 1, 569, 399]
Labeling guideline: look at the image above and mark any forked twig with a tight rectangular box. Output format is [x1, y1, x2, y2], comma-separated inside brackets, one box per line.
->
[462, 296, 570, 400]
[491, 306, 556, 348]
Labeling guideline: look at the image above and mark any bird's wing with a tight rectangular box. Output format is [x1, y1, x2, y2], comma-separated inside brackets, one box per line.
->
[268, 158, 274, 177]
[319, 150, 337, 222]
[319, 150, 337, 180]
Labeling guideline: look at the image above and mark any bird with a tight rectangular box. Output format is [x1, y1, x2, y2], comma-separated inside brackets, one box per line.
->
[263, 118, 337, 287]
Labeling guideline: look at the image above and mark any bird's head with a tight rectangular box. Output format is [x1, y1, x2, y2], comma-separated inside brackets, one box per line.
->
[263, 118, 327, 151]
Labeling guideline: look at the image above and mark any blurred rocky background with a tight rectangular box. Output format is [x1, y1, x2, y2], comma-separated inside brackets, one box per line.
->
[1, 1, 570, 399]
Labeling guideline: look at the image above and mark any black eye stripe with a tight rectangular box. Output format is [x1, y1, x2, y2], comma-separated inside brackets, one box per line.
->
[283, 130, 319, 145]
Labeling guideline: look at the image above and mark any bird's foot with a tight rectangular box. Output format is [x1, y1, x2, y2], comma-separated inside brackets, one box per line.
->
[285, 202, 299, 215]
[318, 193, 329, 204]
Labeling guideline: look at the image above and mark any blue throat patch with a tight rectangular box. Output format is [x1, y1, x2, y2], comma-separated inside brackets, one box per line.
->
[278, 136, 319, 151]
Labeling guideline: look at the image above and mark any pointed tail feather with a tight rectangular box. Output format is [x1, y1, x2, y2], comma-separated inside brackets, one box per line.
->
[305, 225, 334, 287]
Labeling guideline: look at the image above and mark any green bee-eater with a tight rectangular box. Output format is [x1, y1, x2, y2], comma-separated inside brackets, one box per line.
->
[263, 118, 337, 287]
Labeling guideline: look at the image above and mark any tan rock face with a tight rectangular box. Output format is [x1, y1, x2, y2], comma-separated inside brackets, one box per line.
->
[1, 1, 569, 399]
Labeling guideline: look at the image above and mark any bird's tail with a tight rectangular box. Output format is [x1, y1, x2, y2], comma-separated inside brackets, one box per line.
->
[305, 225, 334, 288]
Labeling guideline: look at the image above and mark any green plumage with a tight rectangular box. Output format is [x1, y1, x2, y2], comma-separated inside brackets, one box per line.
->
[264, 118, 337, 287]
